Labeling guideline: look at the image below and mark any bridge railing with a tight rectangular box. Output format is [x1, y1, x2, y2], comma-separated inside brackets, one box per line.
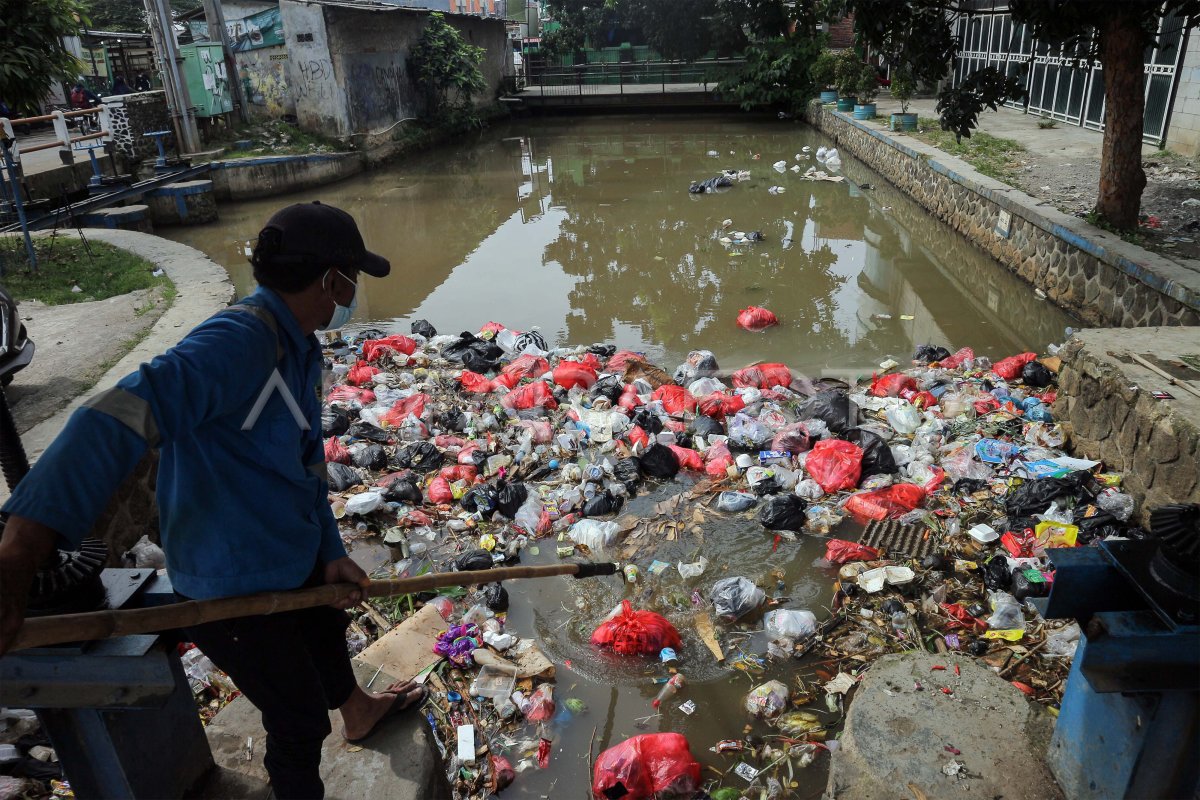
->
[524, 59, 745, 97]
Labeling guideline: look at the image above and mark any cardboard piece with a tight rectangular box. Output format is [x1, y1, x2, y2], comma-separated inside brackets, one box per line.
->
[356, 603, 445, 682]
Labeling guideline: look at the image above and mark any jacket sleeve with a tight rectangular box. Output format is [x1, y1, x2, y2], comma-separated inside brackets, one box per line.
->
[2, 312, 276, 549]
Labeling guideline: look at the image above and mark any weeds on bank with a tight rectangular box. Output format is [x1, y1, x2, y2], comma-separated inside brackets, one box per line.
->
[0, 236, 172, 305]
[913, 116, 1026, 187]
[1084, 210, 1147, 246]
[215, 120, 344, 159]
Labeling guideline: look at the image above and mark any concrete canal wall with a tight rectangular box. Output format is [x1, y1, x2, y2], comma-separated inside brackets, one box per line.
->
[205, 152, 365, 200]
[805, 103, 1200, 330]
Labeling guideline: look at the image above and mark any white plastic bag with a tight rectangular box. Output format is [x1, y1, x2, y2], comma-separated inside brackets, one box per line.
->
[764, 609, 817, 639]
[345, 491, 384, 515]
[886, 404, 922, 435]
[568, 519, 621, 551]
[677, 557, 709, 579]
[688, 377, 725, 398]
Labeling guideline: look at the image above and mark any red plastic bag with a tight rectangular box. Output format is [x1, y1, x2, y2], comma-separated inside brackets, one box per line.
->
[669, 445, 704, 472]
[501, 381, 558, 411]
[652, 385, 697, 415]
[993, 352, 1038, 381]
[592, 733, 701, 800]
[346, 361, 379, 387]
[771, 422, 813, 454]
[805, 439, 863, 493]
[870, 373, 917, 398]
[480, 321, 506, 336]
[824, 538, 880, 564]
[458, 445, 482, 465]
[460, 371, 496, 394]
[362, 335, 417, 362]
[705, 441, 734, 477]
[495, 354, 550, 389]
[844, 484, 926, 520]
[628, 425, 650, 448]
[324, 437, 351, 465]
[591, 600, 682, 656]
[921, 465, 946, 493]
[380, 394, 428, 427]
[736, 306, 779, 331]
[518, 418, 554, 444]
[697, 392, 745, 420]
[731, 363, 792, 389]
[439, 465, 477, 483]
[553, 360, 598, 390]
[940, 602, 987, 631]
[427, 476, 453, 505]
[606, 350, 645, 373]
[939, 347, 975, 369]
[619, 388, 643, 411]
[327, 385, 376, 405]
[909, 390, 938, 409]
[578, 352, 603, 372]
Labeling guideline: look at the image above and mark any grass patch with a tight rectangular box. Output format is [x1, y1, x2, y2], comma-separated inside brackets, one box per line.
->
[912, 117, 1027, 187]
[213, 119, 346, 159]
[0, 236, 170, 305]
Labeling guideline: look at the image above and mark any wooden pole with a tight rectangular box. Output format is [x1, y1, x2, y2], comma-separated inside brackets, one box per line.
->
[9, 562, 616, 653]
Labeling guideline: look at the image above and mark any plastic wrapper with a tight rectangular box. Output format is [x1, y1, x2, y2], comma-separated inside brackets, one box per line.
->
[591, 733, 701, 800]
[347, 362, 380, 386]
[986, 591, 1024, 632]
[692, 414, 725, 438]
[590, 375, 625, 403]
[843, 484, 926, 520]
[712, 576, 765, 620]
[1043, 622, 1081, 657]
[764, 609, 817, 639]
[1005, 473, 1089, 517]
[758, 494, 808, 531]
[494, 354, 551, 389]
[687, 377, 725, 398]
[824, 539, 880, 564]
[798, 389, 857, 433]
[345, 490, 384, 515]
[513, 493, 550, 536]
[736, 306, 780, 331]
[591, 600, 682, 656]
[794, 479, 824, 501]
[1097, 489, 1134, 522]
[677, 557, 709, 579]
[939, 347, 975, 369]
[744, 679, 790, 719]
[569, 519, 621, 551]
[805, 439, 864, 493]
[870, 373, 917, 398]
[731, 363, 792, 389]
[524, 683, 556, 722]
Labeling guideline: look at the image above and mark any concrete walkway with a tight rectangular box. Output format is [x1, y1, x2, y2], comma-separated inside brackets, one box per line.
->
[825, 651, 1061, 800]
[1, 230, 233, 502]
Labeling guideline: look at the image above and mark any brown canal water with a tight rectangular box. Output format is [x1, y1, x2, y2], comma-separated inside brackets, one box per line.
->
[166, 115, 1077, 798]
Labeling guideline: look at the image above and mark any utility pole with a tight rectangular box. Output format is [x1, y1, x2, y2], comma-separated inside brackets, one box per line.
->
[199, 0, 250, 124]
[144, 0, 201, 153]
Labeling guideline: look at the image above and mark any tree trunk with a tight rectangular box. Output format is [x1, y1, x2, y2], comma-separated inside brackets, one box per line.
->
[1095, 8, 1148, 230]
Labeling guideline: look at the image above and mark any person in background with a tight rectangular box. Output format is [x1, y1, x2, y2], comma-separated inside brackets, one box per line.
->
[134, 72, 152, 92]
[110, 74, 133, 95]
[69, 82, 101, 109]
[0, 201, 424, 800]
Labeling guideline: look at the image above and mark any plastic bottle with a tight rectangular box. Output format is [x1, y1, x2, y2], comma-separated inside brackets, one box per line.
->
[651, 673, 685, 708]
[623, 564, 640, 584]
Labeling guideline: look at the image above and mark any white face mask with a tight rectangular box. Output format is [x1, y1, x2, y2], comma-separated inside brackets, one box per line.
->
[319, 269, 357, 331]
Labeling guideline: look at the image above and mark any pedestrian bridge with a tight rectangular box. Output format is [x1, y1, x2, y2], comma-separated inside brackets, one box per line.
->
[507, 59, 745, 110]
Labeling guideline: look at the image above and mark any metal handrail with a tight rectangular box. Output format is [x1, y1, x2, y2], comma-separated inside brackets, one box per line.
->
[0, 107, 113, 162]
[526, 58, 745, 96]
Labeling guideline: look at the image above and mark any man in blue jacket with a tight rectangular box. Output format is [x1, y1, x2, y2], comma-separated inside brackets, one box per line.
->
[0, 202, 424, 799]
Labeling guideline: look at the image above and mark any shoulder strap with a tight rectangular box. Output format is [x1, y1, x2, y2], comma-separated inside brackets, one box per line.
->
[223, 303, 285, 362]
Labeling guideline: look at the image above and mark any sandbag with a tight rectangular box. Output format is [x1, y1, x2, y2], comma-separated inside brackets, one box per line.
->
[758, 494, 807, 531]
[798, 389, 857, 433]
[805, 439, 863, 493]
[591, 733, 700, 800]
[731, 363, 792, 389]
[844, 484, 926, 520]
[591, 600, 682, 656]
[736, 306, 780, 331]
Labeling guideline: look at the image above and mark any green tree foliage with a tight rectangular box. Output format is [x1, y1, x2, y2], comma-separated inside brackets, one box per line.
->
[80, 0, 145, 32]
[410, 12, 488, 127]
[0, 0, 85, 114]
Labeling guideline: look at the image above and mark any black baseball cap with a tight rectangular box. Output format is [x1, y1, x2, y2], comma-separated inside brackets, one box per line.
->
[257, 201, 390, 277]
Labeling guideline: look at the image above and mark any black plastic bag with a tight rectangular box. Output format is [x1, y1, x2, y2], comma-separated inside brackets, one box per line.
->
[1005, 473, 1087, 517]
[758, 494, 807, 531]
[590, 375, 625, 403]
[1021, 361, 1053, 388]
[462, 349, 500, 374]
[912, 344, 951, 364]
[1011, 568, 1051, 601]
[439, 409, 467, 432]
[455, 549, 494, 572]
[348, 423, 393, 444]
[444, 332, 504, 372]
[352, 443, 388, 470]
[482, 582, 509, 612]
[1074, 506, 1126, 543]
[632, 408, 664, 435]
[497, 482, 528, 518]
[327, 463, 361, 492]
[798, 389, 857, 434]
[462, 448, 488, 470]
[614, 458, 642, 492]
[322, 407, 350, 437]
[953, 478, 989, 495]
[690, 415, 724, 437]
[983, 557, 1012, 590]
[638, 444, 680, 479]
[383, 476, 422, 504]
[583, 491, 623, 517]
[843, 428, 897, 477]
[587, 344, 617, 359]
[462, 484, 499, 514]
[393, 441, 442, 471]
[411, 319, 437, 339]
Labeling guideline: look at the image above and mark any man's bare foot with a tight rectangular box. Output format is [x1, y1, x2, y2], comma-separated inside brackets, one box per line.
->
[341, 681, 426, 743]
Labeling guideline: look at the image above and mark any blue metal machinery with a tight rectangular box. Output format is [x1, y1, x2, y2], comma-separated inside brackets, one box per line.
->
[1035, 508, 1199, 799]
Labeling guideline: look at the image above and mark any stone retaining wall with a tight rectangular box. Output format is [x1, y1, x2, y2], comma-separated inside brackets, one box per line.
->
[1052, 327, 1200, 527]
[805, 103, 1200, 330]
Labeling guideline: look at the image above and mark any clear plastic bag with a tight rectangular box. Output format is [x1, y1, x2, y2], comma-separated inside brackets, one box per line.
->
[717, 491, 758, 512]
[569, 519, 620, 551]
[764, 609, 817, 639]
[677, 557, 709, 579]
[886, 404, 922, 435]
[986, 591, 1024, 631]
[745, 679, 790, 719]
[712, 576, 765, 620]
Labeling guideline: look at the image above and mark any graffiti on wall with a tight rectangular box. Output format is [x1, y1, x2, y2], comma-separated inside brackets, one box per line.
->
[238, 49, 294, 118]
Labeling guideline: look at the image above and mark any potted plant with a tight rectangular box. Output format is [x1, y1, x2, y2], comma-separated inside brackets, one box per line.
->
[853, 62, 879, 119]
[888, 66, 917, 131]
[833, 49, 860, 111]
[811, 50, 839, 104]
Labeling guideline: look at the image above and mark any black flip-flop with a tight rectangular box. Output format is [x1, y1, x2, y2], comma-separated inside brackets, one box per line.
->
[345, 684, 427, 745]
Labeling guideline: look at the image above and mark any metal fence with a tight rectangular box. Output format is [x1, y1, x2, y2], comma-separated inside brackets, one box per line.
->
[524, 59, 745, 97]
[952, 7, 1191, 145]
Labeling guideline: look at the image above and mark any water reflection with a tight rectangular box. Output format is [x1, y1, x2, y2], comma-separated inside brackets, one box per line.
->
[165, 116, 1075, 372]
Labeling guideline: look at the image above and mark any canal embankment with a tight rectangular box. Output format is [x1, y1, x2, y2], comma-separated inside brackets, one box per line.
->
[805, 101, 1200, 329]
